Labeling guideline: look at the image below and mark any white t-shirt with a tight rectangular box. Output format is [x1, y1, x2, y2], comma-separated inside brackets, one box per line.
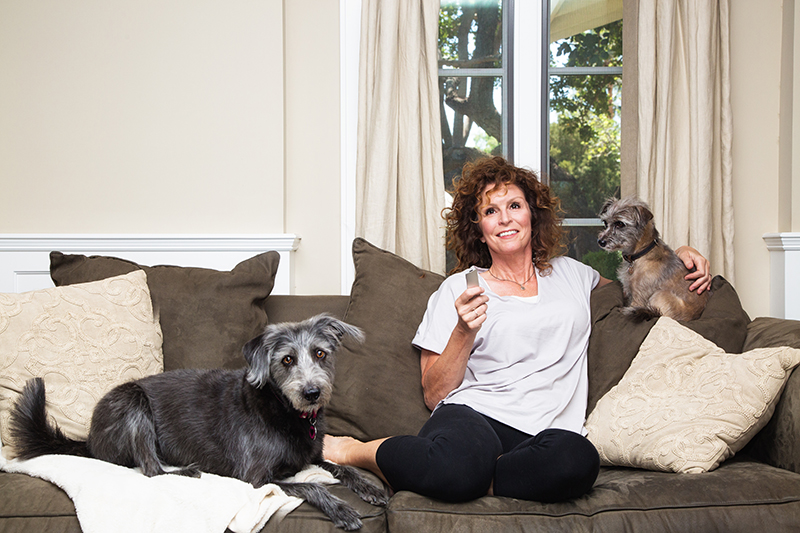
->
[412, 256, 600, 436]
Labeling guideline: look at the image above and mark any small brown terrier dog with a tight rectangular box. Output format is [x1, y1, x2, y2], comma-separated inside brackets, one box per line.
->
[597, 197, 709, 321]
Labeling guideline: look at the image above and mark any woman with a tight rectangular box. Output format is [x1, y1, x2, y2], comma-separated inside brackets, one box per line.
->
[325, 156, 711, 503]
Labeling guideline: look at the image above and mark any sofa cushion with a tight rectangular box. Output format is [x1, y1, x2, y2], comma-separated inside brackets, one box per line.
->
[743, 317, 800, 474]
[0, 472, 82, 532]
[384, 458, 800, 533]
[587, 276, 750, 414]
[0, 271, 163, 457]
[326, 239, 445, 441]
[585, 316, 800, 473]
[50, 251, 279, 371]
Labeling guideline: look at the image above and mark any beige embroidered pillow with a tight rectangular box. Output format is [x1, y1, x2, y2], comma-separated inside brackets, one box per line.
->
[0, 270, 163, 457]
[585, 316, 800, 473]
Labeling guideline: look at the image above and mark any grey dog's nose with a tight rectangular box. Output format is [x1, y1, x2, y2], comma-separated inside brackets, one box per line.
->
[597, 238, 606, 247]
[303, 387, 321, 402]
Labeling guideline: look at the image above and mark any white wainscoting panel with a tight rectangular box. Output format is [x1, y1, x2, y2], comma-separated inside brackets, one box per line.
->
[0, 235, 300, 294]
[764, 232, 800, 320]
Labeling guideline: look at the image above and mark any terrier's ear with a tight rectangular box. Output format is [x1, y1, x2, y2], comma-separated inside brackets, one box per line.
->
[243, 333, 271, 387]
[599, 197, 618, 217]
[634, 203, 654, 226]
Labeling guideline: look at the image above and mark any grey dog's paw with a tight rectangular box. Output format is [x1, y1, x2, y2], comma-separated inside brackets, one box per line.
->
[331, 502, 363, 531]
[318, 460, 389, 506]
[355, 482, 389, 506]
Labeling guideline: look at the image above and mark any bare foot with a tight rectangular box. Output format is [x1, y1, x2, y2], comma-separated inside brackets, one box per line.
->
[323, 434, 362, 465]
[323, 434, 390, 486]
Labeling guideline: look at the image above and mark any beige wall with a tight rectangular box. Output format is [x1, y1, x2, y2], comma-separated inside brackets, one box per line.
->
[284, 1, 343, 294]
[1, 0, 798, 309]
[0, 0, 343, 295]
[0, 0, 285, 234]
[729, 0, 798, 317]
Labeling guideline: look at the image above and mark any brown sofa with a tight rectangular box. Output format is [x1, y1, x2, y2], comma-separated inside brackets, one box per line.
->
[1, 238, 800, 532]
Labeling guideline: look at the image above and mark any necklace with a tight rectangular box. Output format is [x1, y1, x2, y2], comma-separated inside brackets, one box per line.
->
[488, 265, 536, 291]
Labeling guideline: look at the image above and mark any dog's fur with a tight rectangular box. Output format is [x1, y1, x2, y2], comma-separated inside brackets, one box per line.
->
[597, 197, 710, 321]
[9, 314, 387, 531]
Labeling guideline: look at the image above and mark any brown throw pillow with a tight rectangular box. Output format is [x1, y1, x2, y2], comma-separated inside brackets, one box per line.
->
[587, 276, 751, 414]
[50, 251, 279, 371]
[325, 239, 445, 441]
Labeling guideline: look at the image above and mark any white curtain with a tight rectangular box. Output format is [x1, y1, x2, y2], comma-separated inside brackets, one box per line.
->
[355, 0, 446, 274]
[635, 0, 734, 281]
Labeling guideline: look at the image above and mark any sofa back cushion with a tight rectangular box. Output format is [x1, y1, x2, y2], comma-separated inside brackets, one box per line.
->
[50, 251, 279, 371]
[742, 317, 800, 474]
[325, 239, 444, 441]
[587, 276, 751, 414]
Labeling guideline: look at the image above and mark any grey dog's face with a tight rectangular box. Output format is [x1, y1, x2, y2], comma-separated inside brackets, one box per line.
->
[243, 314, 363, 413]
[597, 197, 653, 254]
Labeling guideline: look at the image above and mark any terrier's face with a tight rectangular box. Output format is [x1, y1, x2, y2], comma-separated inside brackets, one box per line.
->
[242, 314, 363, 413]
[597, 197, 654, 254]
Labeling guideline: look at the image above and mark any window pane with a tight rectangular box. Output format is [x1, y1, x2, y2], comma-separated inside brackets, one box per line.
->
[564, 226, 622, 281]
[547, 13, 622, 269]
[440, 75, 503, 193]
[548, 73, 620, 220]
[440, 0, 503, 70]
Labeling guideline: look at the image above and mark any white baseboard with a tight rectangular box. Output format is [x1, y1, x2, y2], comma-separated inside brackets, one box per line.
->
[763, 232, 800, 320]
[0, 234, 300, 294]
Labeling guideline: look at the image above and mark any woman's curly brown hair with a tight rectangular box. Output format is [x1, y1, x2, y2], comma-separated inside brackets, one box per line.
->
[444, 156, 566, 275]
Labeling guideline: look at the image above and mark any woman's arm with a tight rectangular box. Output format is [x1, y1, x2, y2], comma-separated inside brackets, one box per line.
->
[596, 276, 613, 288]
[419, 285, 488, 410]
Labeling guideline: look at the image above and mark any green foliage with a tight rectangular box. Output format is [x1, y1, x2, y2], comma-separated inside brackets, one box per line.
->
[550, 112, 620, 219]
[553, 21, 622, 68]
[550, 20, 622, 143]
[581, 250, 622, 281]
[470, 130, 500, 154]
[439, 5, 462, 62]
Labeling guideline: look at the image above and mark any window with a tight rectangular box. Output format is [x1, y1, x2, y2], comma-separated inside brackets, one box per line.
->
[437, 0, 623, 277]
[438, 0, 510, 193]
[548, 1, 623, 279]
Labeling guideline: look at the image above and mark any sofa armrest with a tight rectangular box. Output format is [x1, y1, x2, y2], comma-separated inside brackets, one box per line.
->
[742, 317, 800, 474]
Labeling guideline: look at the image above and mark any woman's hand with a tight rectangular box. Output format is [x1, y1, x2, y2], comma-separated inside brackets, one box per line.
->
[419, 284, 489, 411]
[455, 286, 489, 332]
[675, 246, 712, 294]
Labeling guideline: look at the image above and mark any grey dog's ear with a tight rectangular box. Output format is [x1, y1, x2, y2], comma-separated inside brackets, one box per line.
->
[243, 333, 270, 387]
[243, 334, 263, 366]
[308, 314, 365, 346]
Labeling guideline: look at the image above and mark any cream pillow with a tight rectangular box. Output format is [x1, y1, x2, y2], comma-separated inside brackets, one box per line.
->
[585, 316, 800, 474]
[0, 270, 163, 457]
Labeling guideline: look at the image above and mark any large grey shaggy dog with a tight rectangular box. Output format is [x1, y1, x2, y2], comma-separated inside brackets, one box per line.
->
[597, 197, 710, 321]
[9, 314, 387, 531]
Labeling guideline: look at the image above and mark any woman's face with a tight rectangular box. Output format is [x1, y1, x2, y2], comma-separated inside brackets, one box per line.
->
[476, 182, 533, 260]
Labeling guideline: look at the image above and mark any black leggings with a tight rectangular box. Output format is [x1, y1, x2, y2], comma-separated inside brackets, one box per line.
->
[375, 404, 600, 503]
